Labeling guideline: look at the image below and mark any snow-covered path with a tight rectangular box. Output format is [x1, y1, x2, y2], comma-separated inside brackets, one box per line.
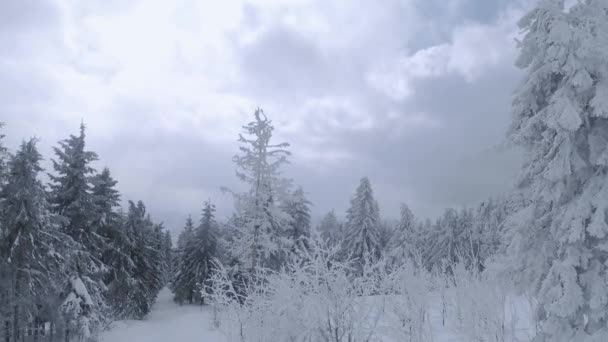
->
[100, 288, 226, 342]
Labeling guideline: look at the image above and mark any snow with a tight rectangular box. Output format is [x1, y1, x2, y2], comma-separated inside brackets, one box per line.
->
[100, 288, 226, 342]
[101, 287, 534, 342]
[72, 277, 94, 306]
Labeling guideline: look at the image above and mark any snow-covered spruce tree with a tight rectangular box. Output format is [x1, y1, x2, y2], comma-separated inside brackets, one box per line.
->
[123, 200, 163, 319]
[505, 1, 608, 340]
[171, 215, 195, 302]
[317, 210, 342, 247]
[424, 208, 462, 271]
[456, 208, 477, 269]
[387, 203, 419, 266]
[150, 222, 167, 293]
[49, 123, 108, 339]
[378, 219, 397, 251]
[228, 108, 292, 272]
[472, 198, 509, 269]
[341, 177, 382, 273]
[91, 168, 133, 319]
[282, 186, 312, 251]
[0, 139, 67, 342]
[173, 204, 219, 305]
[162, 230, 173, 285]
[194, 202, 219, 304]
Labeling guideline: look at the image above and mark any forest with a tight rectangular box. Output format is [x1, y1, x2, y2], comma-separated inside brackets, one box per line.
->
[2, 0, 608, 341]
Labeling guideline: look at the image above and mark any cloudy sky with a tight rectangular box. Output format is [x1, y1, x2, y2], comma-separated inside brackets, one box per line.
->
[1, 0, 533, 233]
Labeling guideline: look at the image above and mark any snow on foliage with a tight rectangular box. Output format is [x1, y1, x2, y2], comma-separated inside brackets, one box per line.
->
[226, 108, 293, 272]
[207, 241, 533, 342]
[505, 0, 608, 340]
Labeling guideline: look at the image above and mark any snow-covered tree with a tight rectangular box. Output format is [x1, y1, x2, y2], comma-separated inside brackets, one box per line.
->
[228, 108, 292, 272]
[387, 203, 419, 266]
[162, 230, 173, 285]
[49, 123, 108, 337]
[424, 208, 461, 270]
[282, 186, 312, 251]
[90, 168, 132, 319]
[172, 216, 197, 304]
[0, 140, 66, 342]
[123, 200, 163, 319]
[505, 1, 608, 339]
[317, 210, 343, 247]
[173, 203, 219, 305]
[49, 123, 102, 253]
[341, 177, 382, 273]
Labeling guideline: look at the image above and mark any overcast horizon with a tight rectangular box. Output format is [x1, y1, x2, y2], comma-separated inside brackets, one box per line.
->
[0, 0, 533, 234]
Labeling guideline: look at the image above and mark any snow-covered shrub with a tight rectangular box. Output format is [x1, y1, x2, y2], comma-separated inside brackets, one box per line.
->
[208, 241, 533, 342]
[208, 242, 386, 342]
[447, 262, 511, 342]
[380, 259, 433, 342]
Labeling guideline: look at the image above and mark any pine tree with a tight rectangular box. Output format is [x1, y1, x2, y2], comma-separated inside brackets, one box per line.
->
[317, 210, 342, 247]
[173, 216, 200, 304]
[172, 203, 219, 305]
[282, 187, 312, 251]
[49, 123, 101, 253]
[424, 208, 461, 270]
[162, 230, 173, 285]
[0, 140, 67, 342]
[49, 123, 108, 338]
[387, 203, 419, 266]
[123, 201, 163, 319]
[193, 202, 219, 304]
[505, 1, 608, 339]
[229, 108, 292, 272]
[341, 177, 382, 273]
[150, 222, 166, 294]
[90, 168, 133, 319]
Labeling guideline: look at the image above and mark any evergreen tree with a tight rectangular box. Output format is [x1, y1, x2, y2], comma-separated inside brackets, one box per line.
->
[172, 216, 197, 304]
[229, 108, 292, 272]
[387, 203, 418, 265]
[193, 202, 219, 304]
[505, 1, 608, 339]
[0, 140, 66, 342]
[341, 177, 382, 273]
[173, 203, 219, 305]
[149, 222, 166, 294]
[424, 208, 459, 270]
[472, 198, 508, 268]
[49, 123, 102, 254]
[90, 168, 133, 319]
[317, 210, 342, 247]
[378, 219, 396, 251]
[162, 230, 173, 285]
[123, 200, 162, 319]
[282, 187, 312, 251]
[49, 123, 108, 339]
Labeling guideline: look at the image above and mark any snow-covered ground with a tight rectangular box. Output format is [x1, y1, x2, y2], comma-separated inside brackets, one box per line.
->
[100, 288, 226, 342]
[101, 287, 534, 342]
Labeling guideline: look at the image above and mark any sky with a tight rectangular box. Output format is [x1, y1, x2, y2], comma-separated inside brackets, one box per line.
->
[0, 0, 534, 234]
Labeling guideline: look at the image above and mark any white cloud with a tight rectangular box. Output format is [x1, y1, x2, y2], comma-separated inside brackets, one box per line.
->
[367, 3, 525, 100]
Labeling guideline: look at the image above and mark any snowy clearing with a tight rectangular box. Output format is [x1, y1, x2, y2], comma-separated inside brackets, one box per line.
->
[101, 288, 535, 342]
[100, 288, 226, 342]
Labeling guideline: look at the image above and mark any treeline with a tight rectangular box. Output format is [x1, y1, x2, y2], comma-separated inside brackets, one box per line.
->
[0, 123, 171, 342]
[169, 109, 519, 304]
[176, 1, 608, 340]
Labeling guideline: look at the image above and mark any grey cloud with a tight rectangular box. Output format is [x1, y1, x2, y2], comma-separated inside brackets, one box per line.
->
[0, 0, 531, 231]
